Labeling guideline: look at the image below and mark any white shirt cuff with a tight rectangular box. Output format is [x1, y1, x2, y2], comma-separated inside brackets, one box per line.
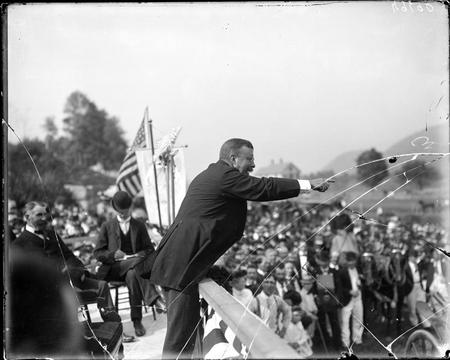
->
[297, 180, 311, 193]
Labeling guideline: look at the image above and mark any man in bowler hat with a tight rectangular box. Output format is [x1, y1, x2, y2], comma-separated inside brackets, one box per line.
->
[94, 191, 164, 337]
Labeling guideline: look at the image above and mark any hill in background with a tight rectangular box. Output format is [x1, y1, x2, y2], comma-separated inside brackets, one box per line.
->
[322, 123, 449, 173]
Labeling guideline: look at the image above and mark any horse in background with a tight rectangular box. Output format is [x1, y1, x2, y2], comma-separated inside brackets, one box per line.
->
[360, 249, 413, 335]
[380, 249, 413, 334]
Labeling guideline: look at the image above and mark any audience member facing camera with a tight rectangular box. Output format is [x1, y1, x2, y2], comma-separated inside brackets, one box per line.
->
[255, 274, 292, 337]
[310, 250, 342, 350]
[284, 306, 313, 358]
[230, 269, 259, 314]
[11, 201, 121, 324]
[299, 275, 318, 338]
[94, 191, 165, 337]
[336, 251, 363, 348]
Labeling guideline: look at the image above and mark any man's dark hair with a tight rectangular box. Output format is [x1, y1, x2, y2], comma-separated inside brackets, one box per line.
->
[23, 201, 49, 218]
[231, 269, 247, 281]
[219, 138, 253, 160]
[283, 290, 302, 306]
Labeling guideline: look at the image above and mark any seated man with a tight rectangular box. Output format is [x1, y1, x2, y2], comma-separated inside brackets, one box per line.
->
[11, 201, 136, 343]
[94, 191, 165, 337]
[12, 201, 121, 322]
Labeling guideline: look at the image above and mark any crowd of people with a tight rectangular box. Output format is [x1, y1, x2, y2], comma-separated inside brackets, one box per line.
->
[206, 200, 449, 356]
[7, 195, 449, 358]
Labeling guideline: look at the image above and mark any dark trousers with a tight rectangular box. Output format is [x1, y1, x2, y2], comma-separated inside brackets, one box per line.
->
[79, 277, 115, 311]
[162, 285, 201, 359]
[106, 264, 160, 321]
[317, 306, 342, 350]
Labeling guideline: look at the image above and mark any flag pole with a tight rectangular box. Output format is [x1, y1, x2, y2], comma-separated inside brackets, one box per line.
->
[144, 107, 163, 230]
[170, 154, 176, 221]
[166, 162, 172, 224]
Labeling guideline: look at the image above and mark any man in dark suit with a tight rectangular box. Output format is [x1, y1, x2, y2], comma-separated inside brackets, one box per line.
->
[94, 191, 164, 337]
[310, 250, 342, 351]
[12, 201, 121, 324]
[149, 138, 332, 358]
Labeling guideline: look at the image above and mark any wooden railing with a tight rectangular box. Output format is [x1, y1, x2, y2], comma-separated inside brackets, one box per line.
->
[199, 278, 298, 359]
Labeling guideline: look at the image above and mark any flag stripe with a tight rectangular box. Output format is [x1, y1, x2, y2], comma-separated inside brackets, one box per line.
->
[203, 329, 228, 355]
[116, 118, 146, 197]
[202, 306, 247, 359]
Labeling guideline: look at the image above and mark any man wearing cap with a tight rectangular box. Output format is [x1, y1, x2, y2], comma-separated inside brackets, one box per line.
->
[150, 138, 333, 358]
[335, 251, 364, 348]
[94, 191, 164, 337]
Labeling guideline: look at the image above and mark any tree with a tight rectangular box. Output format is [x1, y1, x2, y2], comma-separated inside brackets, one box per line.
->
[8, 139, 75, 209]
[356, 148, 388, 188]
[62, 91, 127, 171]
[399, 159, 442, 189]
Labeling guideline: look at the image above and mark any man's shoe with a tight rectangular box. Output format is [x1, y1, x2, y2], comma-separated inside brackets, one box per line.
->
[133, 320, 146, 337]
[154, 298, 167, 314]
[123, 333, 136, 343]
[100, 308, 121, 323]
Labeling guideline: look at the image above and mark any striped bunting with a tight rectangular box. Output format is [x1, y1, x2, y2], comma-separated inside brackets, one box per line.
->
[203, 305, 248, 359]
[116, 118, 146, 197]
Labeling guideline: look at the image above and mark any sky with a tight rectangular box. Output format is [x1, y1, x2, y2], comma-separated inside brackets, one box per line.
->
[6, 2, 449, 180]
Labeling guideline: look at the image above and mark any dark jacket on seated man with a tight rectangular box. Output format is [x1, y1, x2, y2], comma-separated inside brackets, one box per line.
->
[93, 191, 163, 337]
[12, 201, 120, 324]
[94, 216, 155, 279]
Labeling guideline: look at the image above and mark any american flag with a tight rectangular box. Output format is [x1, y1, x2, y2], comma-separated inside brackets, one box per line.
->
[116, 118, 146, 197]
[202, 305, 248, 359]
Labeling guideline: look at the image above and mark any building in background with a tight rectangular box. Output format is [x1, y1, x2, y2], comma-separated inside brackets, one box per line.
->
[255, 159, 301, 179]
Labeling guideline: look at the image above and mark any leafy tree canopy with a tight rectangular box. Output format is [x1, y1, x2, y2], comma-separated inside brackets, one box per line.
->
[356, 148, 389, 188]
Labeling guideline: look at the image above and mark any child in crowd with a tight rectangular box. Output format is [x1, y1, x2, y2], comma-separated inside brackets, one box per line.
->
[284, 306, 313, 358]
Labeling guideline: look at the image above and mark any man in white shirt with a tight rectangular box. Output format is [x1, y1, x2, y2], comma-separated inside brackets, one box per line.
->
[336, 251, 363, 348]
[255, 274, 291, 337]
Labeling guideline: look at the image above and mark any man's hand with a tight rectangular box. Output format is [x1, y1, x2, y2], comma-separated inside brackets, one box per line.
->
[278, 327, 287, 338]
[310, 178, 333, 192]
[114, 249, 126, 261]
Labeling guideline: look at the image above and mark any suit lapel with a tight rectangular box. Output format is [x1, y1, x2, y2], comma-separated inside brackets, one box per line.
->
[113, 218, 122, 250]
[130, 218, 137, 253]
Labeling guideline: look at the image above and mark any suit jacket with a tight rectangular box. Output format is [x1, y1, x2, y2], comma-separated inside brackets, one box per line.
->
[310, 265, 339, 309]
[94, 217, 155, 279]
[12, 229, 86, 286]
[335, 267, 361, 307]
[150, 160, 300, 291]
